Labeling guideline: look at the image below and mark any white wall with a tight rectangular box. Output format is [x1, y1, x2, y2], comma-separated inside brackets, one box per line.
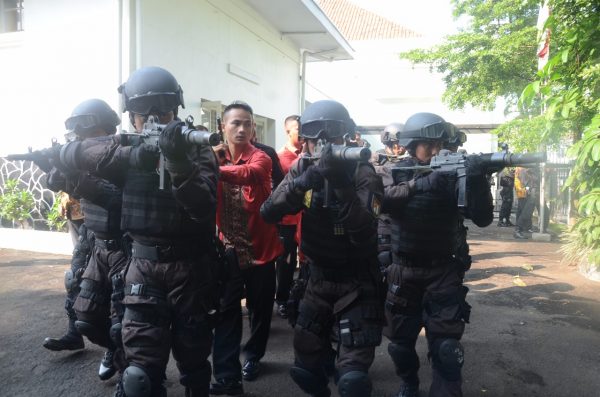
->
[128, 0, 302, 148]
[0, 0, 120, 156]
[0, 0, 304, 155]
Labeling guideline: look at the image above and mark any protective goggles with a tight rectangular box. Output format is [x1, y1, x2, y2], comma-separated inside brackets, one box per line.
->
[64, 114, 98, 131]
[300, 120, 347, 139]
[125, 92, 180, 115]
[403, 121, 459, 140]
[447, 129, 467, 145]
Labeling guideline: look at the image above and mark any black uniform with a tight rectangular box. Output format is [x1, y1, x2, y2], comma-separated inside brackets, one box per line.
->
[261, 155, 384, 397]
[66, 134, 220, 396]
[382, 156, 493, 397]
[498, 170, 515, 225]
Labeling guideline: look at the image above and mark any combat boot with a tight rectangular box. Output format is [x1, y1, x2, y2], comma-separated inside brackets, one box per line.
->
[99, 349, 117, 380]
[43, 318, 84, 351]
[395, 382, 419, 397]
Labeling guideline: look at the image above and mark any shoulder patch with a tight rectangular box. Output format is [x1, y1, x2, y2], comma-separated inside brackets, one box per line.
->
[303, 189, 313, 208]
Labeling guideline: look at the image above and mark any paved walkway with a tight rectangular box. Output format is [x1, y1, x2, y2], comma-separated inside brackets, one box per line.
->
[0, 221, 598, 396]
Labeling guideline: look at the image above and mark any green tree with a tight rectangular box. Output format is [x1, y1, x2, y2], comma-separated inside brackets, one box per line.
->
[521, 0, 599, 270]
[0, 179, 35, 229]
[401, 0, 541, 113]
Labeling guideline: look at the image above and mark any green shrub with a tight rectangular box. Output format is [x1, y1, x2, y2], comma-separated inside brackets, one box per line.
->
[0, 179, 35, 228]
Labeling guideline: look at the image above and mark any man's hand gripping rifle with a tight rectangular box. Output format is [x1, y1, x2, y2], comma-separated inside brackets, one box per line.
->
[393, 149, 546, 208]
[303, 142, 372, 207]
[120, 115, 220, 189]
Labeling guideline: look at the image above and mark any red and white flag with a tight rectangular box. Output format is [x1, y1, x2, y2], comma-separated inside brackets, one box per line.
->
[537, 2, 550, 70]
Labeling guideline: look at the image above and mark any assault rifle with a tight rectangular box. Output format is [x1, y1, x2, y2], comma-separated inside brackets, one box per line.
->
[5, 138, 61, 172]
[392, 149, 546, 208]
[119, 115, 220, 190]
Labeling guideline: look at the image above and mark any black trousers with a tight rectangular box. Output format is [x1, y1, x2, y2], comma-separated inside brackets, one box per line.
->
[213, 261, 276, 380]
[499, 188, 513, 222]
[275, 225, 298, 304]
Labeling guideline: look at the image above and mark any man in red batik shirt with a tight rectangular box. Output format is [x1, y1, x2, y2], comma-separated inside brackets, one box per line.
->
[210, 101, 283, 395]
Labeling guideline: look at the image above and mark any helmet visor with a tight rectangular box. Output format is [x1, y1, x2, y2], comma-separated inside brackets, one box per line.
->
[65, 114, 98, 131]
[126, 92, 180, 115]
[300, 120, 346, 139]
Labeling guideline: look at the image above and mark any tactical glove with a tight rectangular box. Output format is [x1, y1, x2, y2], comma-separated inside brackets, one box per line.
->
[158, 120, 188, 161]
[317, 143, 352, 188]
[465, 154, 487, 178]
[292, 165, 323, 192]
[128, 144, 160, 170]
[413, 170, 447, 193]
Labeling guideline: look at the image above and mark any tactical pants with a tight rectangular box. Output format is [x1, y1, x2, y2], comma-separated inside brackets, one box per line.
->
[73, 240, 128, 369]
[499, 188, 514, 222]
[293, 264, 383, 380]
[121, 251, 216, 392]
[384, 259, 470, 394]
[65, 224, 94, 321]
[275, 225, 298, 305]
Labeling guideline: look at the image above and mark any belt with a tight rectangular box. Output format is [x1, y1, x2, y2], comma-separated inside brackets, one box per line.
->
[131, 241, 199, 262]
[392, 253, 454, 268]
[377, 234, 391, 245]
[94, 237, 122, 251]
[309, 263, 373, 282]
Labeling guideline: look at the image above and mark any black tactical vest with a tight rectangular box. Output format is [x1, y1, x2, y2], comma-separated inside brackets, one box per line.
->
[120, 169, 212, 240]
[80, 199, 121, 238]
[390, 158, 459, 257]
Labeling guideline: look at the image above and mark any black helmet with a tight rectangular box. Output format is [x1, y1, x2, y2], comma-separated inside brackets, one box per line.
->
[64, 98, 120, 136]
[118, 66, 184, 114]
[399, 112, 458, 148]
[299, 100, 356, 140]
[381, 122, 403, 146]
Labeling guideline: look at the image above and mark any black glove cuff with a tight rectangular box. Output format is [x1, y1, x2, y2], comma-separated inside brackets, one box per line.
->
[59, 141, 81, 169]
[165, 158, 193, 179]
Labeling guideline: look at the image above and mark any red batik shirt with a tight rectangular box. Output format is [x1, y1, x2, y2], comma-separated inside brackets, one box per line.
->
[217, 143, 283, 268]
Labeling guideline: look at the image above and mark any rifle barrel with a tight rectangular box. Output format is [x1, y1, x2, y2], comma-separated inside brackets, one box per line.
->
[183, 130, 221, 146]
[481, 152, 546, 167]
[330, 145, 371, 161]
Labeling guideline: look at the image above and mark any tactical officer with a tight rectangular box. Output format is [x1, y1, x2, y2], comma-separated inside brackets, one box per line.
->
[53, 99, 127, 381]
[381, 112, 493, 397]
[60, 66, 220, 397]
[377, 122, 406, 159]
[372, 122, 405, 271]
[261, 100, 384, 397]
[43, 99, 126, 381]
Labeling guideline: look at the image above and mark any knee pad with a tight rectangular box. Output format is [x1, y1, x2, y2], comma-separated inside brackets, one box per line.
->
[64, 270, 76, 293]
[109, 322, 122, 348]
[289, 366, 330, 396]
[431, 338, 464, 381]
[337, 371, 372, 397]
[74, 320, 111, 349]
[388, 341, 419, 376]
[122, 365, 152, 397]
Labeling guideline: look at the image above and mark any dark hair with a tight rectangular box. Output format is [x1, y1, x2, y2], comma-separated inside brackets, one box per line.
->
[224, 100, 253, 117]
[285, 115, 300, 124]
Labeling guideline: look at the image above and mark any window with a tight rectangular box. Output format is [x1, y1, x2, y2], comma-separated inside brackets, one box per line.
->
[1, 0, 23, 33]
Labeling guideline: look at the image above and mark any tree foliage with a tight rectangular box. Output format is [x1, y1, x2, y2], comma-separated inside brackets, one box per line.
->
[521, 0, 600, 268]
[401, 0, 541, 112]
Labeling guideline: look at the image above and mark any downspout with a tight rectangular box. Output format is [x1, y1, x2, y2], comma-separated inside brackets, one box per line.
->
[300, 49, 311, 113]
